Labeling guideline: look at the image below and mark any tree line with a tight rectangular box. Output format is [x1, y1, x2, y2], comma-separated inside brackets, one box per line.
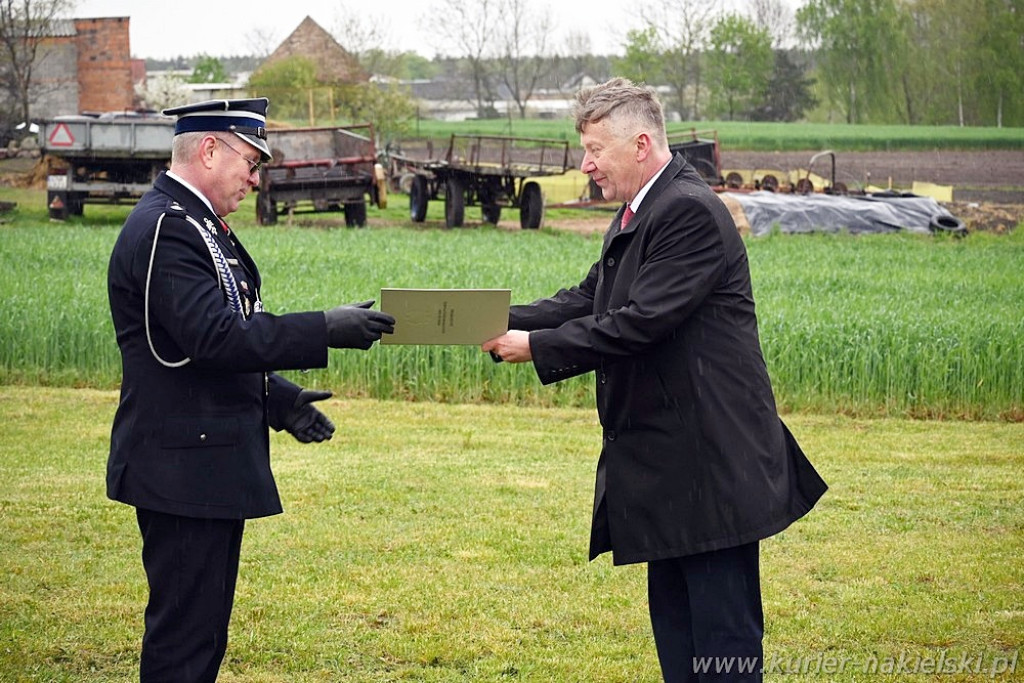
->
[1, 0, 1020, 142]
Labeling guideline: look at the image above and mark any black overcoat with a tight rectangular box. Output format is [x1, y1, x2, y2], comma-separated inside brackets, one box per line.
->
[107, 173, 328, 519]
[511, 155, 827, 565]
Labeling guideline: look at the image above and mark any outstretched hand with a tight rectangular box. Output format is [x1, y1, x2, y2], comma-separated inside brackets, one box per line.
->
[282, 389, 335, 443]
[481, 330, 532, 363]
[324, 300, 396, 350]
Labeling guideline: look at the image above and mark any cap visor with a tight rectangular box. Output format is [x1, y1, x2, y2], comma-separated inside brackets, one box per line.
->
[234, 132, 272, 161]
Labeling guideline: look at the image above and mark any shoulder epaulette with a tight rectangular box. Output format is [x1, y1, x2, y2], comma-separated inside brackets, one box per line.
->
[165, 202, 187, 219]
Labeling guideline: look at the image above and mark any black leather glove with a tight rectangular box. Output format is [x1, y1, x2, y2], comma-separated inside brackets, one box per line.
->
[281, 389, 335, 443]
[324, 300, 395, 350]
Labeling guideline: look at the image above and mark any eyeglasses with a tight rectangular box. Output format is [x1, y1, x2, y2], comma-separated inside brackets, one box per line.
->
[217, 137, 264, 176]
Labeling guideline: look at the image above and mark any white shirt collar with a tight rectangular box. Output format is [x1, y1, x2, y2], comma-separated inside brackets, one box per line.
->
[628, 158, 672, 213]
[165, 170, 217, 217]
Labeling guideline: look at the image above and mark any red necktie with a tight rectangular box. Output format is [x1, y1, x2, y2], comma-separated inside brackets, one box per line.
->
[621, 205, 635, 230]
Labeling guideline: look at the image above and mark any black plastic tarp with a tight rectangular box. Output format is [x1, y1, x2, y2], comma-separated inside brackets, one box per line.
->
[726, 192, 960, 236]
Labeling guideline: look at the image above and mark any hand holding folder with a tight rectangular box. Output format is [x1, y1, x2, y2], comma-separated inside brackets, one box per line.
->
[379, 288, 511, 345]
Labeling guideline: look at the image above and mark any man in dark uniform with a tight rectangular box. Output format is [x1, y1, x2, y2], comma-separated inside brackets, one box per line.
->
[107, 98, 395, 682]
[483, 79, 828, 681]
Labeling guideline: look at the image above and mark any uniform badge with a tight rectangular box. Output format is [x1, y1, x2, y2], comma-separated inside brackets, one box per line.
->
[240, 281, 249, 293]
[203, 218, 216, 234]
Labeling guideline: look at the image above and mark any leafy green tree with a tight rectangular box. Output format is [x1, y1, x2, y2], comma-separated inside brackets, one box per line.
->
[248, 56, 318, 121]
[336, 81, 416, 146]
[188, 55, 228, 84]
[750, 50, 817, 122]
[976, 0, 1023, 127]
[705, 13, 773, 120]
[358, 50, 439, 81]
[797, 0, 910, 124]
[613, 26, 664, 86]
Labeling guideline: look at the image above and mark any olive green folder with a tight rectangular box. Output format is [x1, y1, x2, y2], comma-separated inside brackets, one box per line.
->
[379, 288, 511, 345]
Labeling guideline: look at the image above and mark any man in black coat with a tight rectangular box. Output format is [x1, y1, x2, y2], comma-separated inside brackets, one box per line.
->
[107, 98, 394, 682]
[483, 79, 827, 681]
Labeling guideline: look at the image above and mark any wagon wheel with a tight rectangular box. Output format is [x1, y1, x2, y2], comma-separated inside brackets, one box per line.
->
[409, 175, 429, 222]
[519, 181, 544, 230]
[481, 204, 502, 224]
[795, 177, 814, 194]
[256, 191, 277, 225]
[725, 172, 744, 189]
[345, 201, 367, 228]
[760, 174, 780, 192]
[444, 176, 465, 228]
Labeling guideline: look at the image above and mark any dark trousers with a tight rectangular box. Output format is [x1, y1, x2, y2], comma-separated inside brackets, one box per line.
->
[136, 508, 245, 683]
[647, 542, 763, 682]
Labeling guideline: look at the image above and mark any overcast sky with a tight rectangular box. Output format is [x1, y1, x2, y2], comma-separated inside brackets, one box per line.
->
[71, 0, 791, 61]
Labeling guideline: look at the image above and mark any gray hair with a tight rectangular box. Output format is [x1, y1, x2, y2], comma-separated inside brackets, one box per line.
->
[170, 131, 207, 164]
[572, 77, 668, 148]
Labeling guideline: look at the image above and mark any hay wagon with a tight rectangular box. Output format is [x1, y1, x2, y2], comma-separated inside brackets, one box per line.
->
[394, 134, 572, 229]
[256, 124, 386, 227]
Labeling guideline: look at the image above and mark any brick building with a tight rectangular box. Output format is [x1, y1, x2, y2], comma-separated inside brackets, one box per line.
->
[27, 16, 137, 119]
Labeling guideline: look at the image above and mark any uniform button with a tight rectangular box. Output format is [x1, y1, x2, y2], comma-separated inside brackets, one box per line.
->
[599, 372, 607, 384]
[199, 433, 207, 442]
[606, 257, 616, 267]
[606, 430, 617, 441]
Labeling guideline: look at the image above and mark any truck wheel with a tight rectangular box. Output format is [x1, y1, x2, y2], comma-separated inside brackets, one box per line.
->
[444, 177, 464, 228]
[409, 175, 429, 222]
[69, 193, 85, 216]
[345, 201, 368, 228]
[482, 204, 501, 224]
[256, 192, 277, 225]
[519, 181, 544, 229]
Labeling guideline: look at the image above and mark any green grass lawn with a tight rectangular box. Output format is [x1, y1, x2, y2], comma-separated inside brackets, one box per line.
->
[0, 386, 1020, 682]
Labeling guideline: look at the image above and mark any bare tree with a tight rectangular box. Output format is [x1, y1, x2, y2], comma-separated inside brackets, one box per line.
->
[244, 26, 282, 60]
[423, 0, 499, 117]
[747, 0, 795, 49]
[331, 5, 393, 76]
[496, 0, 557, 118]
[0, 0, 74, 125]
[640, 0, 718, 120]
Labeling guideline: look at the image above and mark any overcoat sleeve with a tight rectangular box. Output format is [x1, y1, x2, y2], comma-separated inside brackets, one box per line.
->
[508, 261, 599, 331]
[526, 184, 728, 385]
[139, 212, 328, 372]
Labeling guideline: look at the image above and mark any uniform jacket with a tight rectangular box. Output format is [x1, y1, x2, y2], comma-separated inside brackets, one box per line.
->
[107, 172, 329, 519]
[511, 154, 828, 565]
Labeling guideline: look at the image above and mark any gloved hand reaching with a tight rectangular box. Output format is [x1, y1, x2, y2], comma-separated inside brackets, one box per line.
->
[324, 300, 395, 350]
[281, 389, 336, 443]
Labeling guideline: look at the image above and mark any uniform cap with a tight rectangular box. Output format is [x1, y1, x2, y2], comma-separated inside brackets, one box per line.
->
[163, 98, 271, 160]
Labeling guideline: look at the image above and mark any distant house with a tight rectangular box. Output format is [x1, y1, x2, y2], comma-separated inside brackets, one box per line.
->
[20, 16, 137, 119]
[254, 16, 366, 86]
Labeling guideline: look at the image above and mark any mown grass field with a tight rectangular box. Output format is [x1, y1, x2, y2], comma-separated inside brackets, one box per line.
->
[0, 187, 1020, 420]
[0, 387, 1021, 682]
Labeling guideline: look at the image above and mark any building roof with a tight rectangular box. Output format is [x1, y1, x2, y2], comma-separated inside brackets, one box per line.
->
[256, 16, 366, 85]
